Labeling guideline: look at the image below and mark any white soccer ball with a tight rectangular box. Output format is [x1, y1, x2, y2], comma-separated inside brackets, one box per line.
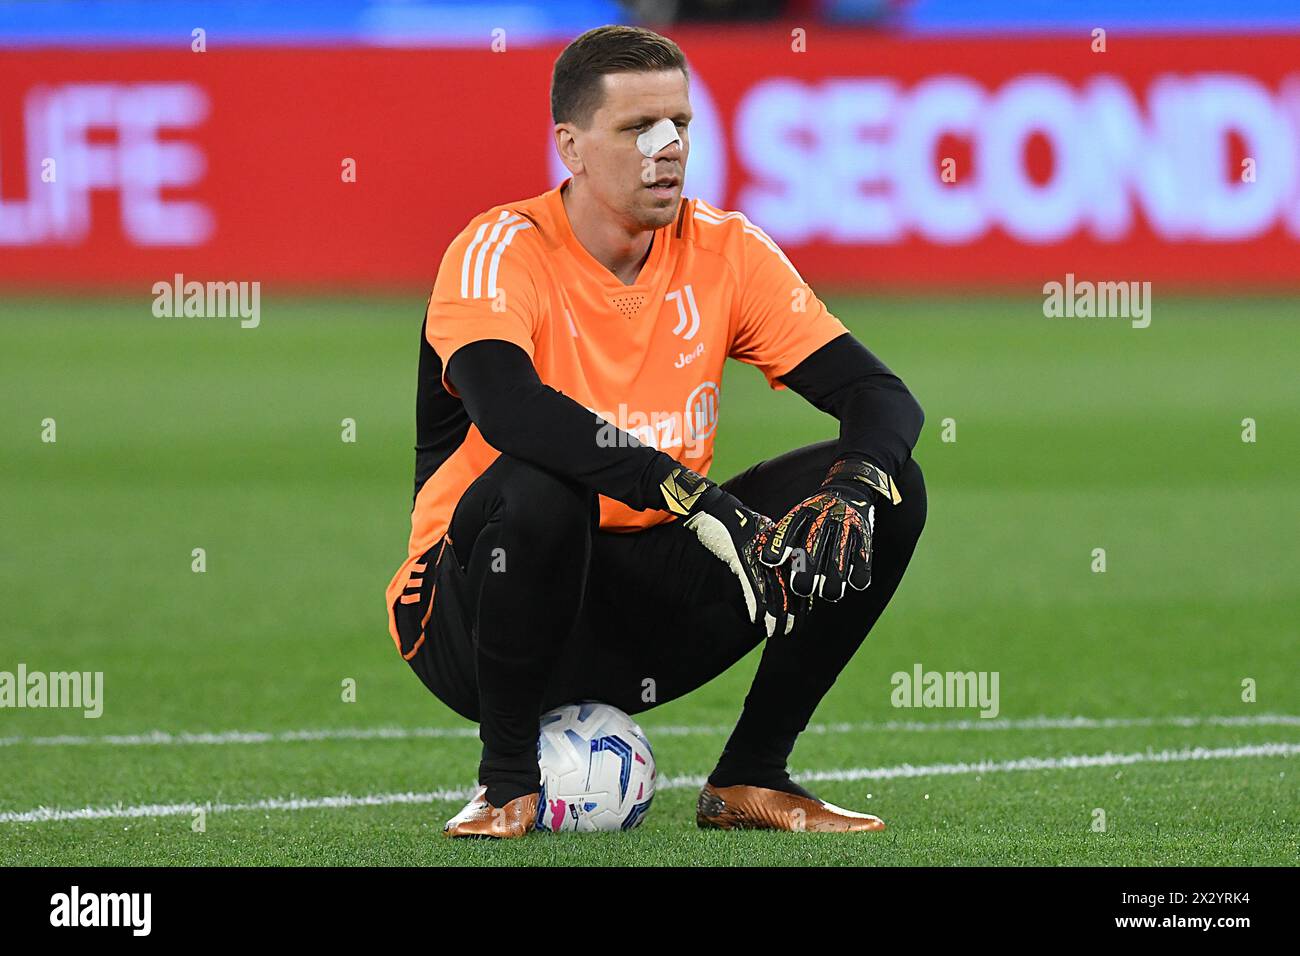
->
[535, 701, 657, 833]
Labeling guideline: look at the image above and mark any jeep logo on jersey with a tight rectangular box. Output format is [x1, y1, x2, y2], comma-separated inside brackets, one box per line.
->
[675, 341, 705, 368]
[665, 285, 701, 340]
[685, 381, 719, 442]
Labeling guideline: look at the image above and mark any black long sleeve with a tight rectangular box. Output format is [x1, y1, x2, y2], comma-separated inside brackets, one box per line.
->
[446, 339, 678, 512]
[778, 332, 924, 479]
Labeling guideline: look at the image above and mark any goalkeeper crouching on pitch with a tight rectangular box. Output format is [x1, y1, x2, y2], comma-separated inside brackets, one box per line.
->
[385, 25, 926, 838]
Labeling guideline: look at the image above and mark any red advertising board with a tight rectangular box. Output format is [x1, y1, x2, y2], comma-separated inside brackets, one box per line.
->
[1, 30, 1299, 289]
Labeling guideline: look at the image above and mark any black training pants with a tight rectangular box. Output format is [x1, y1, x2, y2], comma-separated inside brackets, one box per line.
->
[393, 440, 927, 790]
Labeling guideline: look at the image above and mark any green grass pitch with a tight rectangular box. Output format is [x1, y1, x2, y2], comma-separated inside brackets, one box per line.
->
[0, 293, 1296, 866]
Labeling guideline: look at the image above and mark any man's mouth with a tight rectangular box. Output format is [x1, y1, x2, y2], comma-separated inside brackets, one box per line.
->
[646, 175, 680, 197]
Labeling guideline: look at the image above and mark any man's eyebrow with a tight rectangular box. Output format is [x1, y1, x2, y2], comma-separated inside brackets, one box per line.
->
[621, 111, 693, 127]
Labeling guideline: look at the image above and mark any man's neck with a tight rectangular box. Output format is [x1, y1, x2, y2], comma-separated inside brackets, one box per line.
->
[561, 181, 654, 285]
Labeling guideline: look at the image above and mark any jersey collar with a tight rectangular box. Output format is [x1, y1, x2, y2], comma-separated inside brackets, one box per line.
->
[546, 178, 668, 290]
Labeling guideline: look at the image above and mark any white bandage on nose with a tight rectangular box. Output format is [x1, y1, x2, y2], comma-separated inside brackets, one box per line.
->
[637, 117, 681, 158]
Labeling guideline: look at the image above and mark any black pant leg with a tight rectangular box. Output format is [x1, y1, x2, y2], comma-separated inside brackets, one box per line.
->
[544, 441, 926, 745]
[409, 454, 599, 802]
[400, 539, 481, 723]
[714, 447, 928, 776]
[540, 515, 758, 716]
[401, 441, 925, 799]
[717, 439, 844, 519]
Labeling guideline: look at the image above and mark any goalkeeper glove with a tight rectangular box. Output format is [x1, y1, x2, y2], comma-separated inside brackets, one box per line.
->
[760, 458, 902, 601]
[659, 465, 798, 638]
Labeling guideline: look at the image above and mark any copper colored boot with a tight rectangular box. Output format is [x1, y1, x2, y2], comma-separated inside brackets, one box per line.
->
[696, 781, 885, 832]
[444, 785, 539, 838]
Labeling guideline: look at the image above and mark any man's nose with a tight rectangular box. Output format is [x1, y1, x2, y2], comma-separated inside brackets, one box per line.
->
[652, 138, 683, 162]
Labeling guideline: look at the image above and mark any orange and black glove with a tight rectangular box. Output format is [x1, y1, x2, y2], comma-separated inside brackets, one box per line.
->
[760, 458, 902, 602]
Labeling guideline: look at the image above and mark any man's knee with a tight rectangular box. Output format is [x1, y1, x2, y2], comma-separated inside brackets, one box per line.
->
[457, 455, 598, 558]
[888, 457, 927, 548]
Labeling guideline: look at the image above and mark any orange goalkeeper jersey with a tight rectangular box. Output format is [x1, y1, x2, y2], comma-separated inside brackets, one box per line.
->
[385, 180, 849, 643]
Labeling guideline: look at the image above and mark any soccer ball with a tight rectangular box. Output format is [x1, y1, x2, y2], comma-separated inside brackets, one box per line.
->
[535, 701, 656, 833]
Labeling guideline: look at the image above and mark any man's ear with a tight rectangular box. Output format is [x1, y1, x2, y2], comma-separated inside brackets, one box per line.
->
[554, 124, 584, 176]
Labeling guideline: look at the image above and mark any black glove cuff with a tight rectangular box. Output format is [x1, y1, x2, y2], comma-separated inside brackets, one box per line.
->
[821, 457, 902, 506]
[659, 464, 721, 516]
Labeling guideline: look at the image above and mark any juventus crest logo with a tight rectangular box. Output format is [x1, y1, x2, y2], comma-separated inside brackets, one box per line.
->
[665, 285, 701, 340]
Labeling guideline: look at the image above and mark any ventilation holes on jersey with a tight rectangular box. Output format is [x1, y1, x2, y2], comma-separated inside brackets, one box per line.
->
[608, 292, 646, 318]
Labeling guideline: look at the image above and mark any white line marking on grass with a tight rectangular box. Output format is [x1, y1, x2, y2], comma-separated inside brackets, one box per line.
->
[0, 788, 480, 824]
[2, 741, 1295, 825]
[789, 740, 1300, 784]
[800, 714, 1300, 734]
[0, 726, 482, 748]
[2, 713, 1297, 749]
